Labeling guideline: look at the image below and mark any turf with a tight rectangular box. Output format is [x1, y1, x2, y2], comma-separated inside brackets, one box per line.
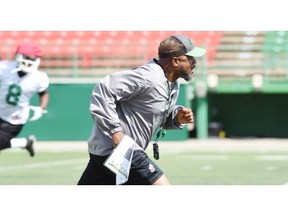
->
[1, 149, 288, 185]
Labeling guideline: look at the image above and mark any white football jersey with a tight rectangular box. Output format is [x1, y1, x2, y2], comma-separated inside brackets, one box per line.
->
[0, 60, 49, 125]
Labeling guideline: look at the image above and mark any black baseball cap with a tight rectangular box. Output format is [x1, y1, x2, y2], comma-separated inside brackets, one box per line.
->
[158, 34, 206, 58]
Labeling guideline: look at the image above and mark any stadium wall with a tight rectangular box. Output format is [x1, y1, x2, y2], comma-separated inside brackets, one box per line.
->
[18, 80, 288, 141]
[204, 79, 288, 138]
[18, 83, 190, 141]
[208, 93, 288, 138]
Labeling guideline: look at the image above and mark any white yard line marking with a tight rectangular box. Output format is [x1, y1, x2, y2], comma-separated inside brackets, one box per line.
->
[0, 158, 87, 172]
[256, 155, 288, 161]
[182, 155, 229, 160]
[201, 165, 212, 171]
[265, 166, 276, 171]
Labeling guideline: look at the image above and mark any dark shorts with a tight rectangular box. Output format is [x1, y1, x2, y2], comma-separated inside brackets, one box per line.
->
[77, 150, 164, 185]
[0, 118, 23, 150]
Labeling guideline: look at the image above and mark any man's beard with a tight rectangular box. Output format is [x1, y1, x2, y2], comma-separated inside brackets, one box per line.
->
[179, 68, 192, 81]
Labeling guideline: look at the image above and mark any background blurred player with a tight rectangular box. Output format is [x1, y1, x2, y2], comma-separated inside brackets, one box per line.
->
[0, 42, 49, 157]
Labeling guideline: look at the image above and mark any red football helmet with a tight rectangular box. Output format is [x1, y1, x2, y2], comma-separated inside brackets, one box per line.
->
[14, 42, 42, 73]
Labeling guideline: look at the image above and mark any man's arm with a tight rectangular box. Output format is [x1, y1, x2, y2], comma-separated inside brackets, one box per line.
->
[90, 71, 145, 136]
[28, 90, 49, 122]
[38, 90, 49, 110]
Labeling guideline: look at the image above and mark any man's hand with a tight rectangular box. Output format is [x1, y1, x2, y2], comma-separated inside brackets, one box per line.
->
[175, 108, 194, 125]
[29, 106, 48, 121]
[111, 131, 125, 148]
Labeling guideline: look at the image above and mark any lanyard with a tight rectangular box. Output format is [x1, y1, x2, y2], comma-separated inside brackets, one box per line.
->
[153, 80, 175, 160]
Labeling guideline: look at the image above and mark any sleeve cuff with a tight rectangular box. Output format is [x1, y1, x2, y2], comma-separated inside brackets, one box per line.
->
[110, 127, 123, 135]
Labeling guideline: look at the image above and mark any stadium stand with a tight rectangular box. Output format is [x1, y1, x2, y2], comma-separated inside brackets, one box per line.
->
[2, 31, 288, 79]
[208, 31, 266, 77]
[0, 31, 222, 77]
[262, 31, 288, 76]
[209, 31, 288, 78]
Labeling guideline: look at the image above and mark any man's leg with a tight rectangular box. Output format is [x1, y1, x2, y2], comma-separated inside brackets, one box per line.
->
[78, 153, 116, 185]
[0, 118, 35, 156]
[124, 150, 170, 185]
[152, 174, 170, 185]
[0, 131, 13, 150]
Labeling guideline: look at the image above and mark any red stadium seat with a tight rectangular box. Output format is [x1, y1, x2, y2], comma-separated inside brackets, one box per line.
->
[0, 31, 223, 68]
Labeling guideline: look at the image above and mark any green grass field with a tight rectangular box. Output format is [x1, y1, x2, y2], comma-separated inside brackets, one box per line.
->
[1, 139, 288, 185]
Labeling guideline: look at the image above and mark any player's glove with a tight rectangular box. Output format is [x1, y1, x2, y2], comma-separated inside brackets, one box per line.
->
[29, 106, 48, 121]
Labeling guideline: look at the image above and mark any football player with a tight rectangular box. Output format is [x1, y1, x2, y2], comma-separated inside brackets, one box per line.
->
[0, 42, 49, 157]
